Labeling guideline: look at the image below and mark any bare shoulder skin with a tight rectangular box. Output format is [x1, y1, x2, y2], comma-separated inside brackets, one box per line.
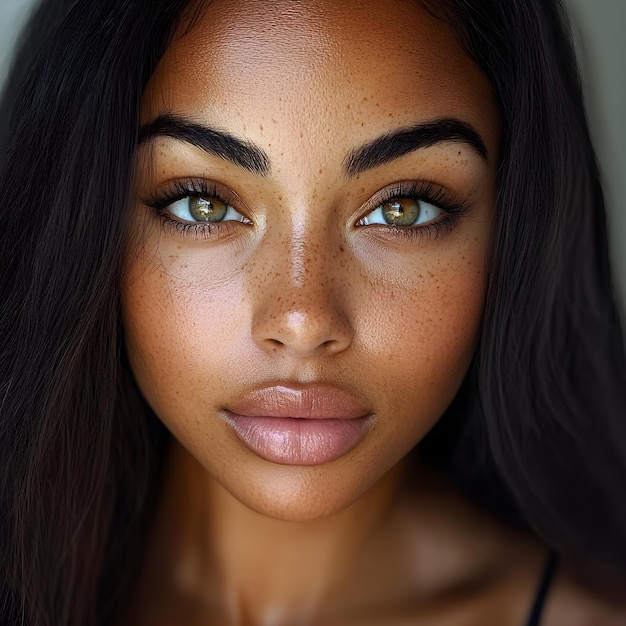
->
[118, 0, 624, 624]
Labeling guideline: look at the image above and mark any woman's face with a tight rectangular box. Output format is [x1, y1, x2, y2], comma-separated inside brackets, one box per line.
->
[124, 0, 499, 521]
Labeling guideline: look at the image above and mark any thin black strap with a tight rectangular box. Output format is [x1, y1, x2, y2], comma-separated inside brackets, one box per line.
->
[524, 551, 559, 626]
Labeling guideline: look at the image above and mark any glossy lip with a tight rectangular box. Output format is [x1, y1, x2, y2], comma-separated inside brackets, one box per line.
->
[223, 384, 374, 466]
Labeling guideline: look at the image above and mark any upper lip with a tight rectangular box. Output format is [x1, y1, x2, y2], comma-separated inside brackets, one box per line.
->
[225, 383, 370, 419]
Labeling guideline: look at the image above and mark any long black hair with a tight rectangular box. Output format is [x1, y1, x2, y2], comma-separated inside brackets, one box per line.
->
[1, 0, 625, 624]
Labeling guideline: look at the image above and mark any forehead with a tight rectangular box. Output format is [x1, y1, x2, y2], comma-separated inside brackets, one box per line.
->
[141, 0, 499, 163]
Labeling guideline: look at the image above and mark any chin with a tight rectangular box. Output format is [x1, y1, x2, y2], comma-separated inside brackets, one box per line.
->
[209, 453, 392, 523]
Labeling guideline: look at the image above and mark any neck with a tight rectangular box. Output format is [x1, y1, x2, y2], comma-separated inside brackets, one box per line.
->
[131, 439, 505, 625]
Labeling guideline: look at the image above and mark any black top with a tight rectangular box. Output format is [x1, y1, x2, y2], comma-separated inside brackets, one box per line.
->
[524, 552, 559, 626]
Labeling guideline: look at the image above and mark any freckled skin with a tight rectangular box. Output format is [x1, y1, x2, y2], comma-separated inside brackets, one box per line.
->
[123, 0, 498, 523]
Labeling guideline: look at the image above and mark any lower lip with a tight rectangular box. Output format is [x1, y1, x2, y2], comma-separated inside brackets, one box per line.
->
[225, 413, 372, 466]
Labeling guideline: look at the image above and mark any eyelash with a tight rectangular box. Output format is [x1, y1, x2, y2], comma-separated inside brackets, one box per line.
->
[143, 178, 470, 241]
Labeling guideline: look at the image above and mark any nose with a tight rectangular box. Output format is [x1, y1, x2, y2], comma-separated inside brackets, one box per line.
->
[250, 235, 354, 358]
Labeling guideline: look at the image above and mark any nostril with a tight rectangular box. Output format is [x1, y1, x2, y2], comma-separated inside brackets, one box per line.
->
[321, 339, 342, 354]
[267, 338, 284, 349]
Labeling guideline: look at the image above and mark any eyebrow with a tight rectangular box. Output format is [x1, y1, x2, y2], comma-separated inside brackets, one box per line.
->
[343, 119, 488, 177]
[138, 114, 270, 175]
[138, 114, 487, 178]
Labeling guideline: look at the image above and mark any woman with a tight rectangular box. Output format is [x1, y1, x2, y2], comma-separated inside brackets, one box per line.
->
[1, 0, 625, 624]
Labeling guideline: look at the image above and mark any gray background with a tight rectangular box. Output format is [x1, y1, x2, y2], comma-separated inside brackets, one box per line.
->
[1, 0, 625, 309]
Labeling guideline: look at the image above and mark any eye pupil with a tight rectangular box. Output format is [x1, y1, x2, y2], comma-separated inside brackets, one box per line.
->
[189, 197, 228, 222]
[382, 199, 421, 226]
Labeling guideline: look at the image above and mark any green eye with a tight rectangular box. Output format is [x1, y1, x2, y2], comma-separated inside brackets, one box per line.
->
[381, 199, 421, 226]
[188, 197, 228, 222]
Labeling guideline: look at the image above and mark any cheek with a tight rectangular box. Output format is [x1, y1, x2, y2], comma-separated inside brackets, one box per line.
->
[121, 245, 250, 431]
[394, 262, 484, 381]
[355, 245, 485, 440]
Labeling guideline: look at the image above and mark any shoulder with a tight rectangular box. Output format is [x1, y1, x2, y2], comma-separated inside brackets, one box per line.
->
[542, 566, 626, 626]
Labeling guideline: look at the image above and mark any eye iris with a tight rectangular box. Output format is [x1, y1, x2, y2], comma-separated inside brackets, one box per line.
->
[189, 197, 228, 222]
[382, 199, 421, 226]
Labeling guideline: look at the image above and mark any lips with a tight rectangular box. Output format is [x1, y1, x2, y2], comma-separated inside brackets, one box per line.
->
[223, 384, 373, 466]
